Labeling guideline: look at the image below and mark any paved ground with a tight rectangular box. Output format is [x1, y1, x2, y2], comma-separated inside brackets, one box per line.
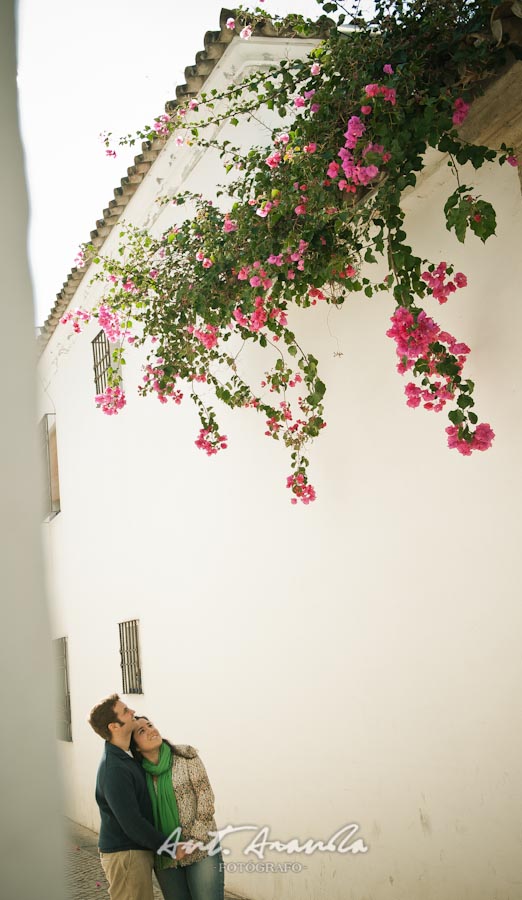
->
[66, 819, 238, 899]
[66, 818, 164, 899]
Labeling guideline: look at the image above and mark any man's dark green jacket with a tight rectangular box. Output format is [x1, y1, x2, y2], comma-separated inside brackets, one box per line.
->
[95, 742, 169, 853]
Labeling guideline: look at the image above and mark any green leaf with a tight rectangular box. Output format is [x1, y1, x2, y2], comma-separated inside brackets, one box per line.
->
[448, 409, 466, 425]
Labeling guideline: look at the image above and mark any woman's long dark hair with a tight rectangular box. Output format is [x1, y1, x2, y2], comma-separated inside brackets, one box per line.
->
[130, 716, 176, 763]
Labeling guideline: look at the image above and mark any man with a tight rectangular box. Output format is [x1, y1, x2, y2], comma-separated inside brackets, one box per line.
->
[88, 694, 174, 900]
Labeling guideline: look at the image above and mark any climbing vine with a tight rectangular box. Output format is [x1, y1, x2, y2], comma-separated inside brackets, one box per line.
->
[63, 0, 519, 502]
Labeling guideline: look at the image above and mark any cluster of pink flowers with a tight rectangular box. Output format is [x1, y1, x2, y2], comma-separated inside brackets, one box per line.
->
[387, 306, 441, 374]
[294, 88, 317, 109]
[95, 385, 126, 416]
[74, 248, 86, 269]
[286, 472, 316, 505]
[223, 216, 238, 233]
[233, 295, 268, 331]
[226, 17, 235, 29]
[404, 380, 455, 413]
[387, 305, 493, 453]
[310, 62, 321, 76]
[308, 287, 326, 304]
[98, 304, 122, 343]
[240, 25, 252, 40]
[237, 259, 274, 290]
[235, 241, 308, 285]
[140, 362, 183, 405]
[446, 422, 495, 455]
[60, 307, 91, 333]
[452, 97, 470, 126]
[364, 82, 397, 106]
[195, 250, 213, 268]
[153, 114, 171, 136]
[261, 371, 303, 393]
[195, 428, 228, 455]
[327, 114, 390, 191]
[265, 150, 282, 169]
[187, 323, 219, 349]
[421, 262, 467, 303]
[255, 196, 280, 218]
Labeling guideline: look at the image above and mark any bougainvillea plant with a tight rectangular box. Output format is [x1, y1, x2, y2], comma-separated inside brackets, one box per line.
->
[62, 0, 519, 503]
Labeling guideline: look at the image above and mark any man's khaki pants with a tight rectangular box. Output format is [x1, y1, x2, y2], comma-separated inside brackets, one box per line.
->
[100, 849, 154, 900]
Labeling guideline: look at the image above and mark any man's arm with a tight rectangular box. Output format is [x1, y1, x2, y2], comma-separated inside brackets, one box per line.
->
[103, 767, 169, 851]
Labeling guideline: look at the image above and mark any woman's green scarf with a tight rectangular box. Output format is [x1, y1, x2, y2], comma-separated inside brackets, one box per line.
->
[142, 742, 180, 868]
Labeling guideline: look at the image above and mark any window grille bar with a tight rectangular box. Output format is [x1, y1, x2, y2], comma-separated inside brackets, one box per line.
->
[92, 330, 112, 394]
[119, 619, 142, 694]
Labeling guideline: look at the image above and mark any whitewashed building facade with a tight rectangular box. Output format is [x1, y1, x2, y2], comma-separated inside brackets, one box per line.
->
[38, 10, 522, 900]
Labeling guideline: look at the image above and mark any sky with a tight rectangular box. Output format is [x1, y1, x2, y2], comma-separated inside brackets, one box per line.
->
[17, 0, 324, 325]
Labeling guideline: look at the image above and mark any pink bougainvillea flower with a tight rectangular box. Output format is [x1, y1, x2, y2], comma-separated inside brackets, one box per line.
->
[303, 143, 317, 154]
[265, 151, 282, 169]
[286, 472, 317, 505]
[193, 323, 218, 349]
[472, 422, 495, 450]
[275, 132, 290, 145]
[452, 97, 470, 126]
[223, 218, 238, 233]
[507, 156, 518, 166]
[310, 103, 320, 114]
[365, 83, 380, 97]
[195, 428, 228, 455]
[226, 17, 235, 29]
[361, 105, 372, 115]
[383, 63, 394, 75]
[240, 25, 252, 40]
[446, 423, 495, 455]
[95, 385, 126, 416]
[294, 96, 306, 108]
[311, 62, 321, 75]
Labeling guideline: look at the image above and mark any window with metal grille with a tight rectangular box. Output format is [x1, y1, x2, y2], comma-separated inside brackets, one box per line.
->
[119, 620, 143, 694]
[53, 637, 72, 741]
[92, 330, 112, 394]
[40, 413, 60, 520]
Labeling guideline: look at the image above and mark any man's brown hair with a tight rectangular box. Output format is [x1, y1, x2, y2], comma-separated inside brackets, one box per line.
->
[88, 693, 120, 741]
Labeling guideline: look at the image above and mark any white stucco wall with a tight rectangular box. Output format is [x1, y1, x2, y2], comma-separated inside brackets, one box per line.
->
[39, 34, 522, 900]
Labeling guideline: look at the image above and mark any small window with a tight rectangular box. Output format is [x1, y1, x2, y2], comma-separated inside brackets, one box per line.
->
[54, 637, 72, 741]
[92, 330, 111, 394]
[119, 620, 143, 694]
[40, 413, 60, 520]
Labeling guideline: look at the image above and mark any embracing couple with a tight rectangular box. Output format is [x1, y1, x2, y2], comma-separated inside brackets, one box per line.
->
[88, 694, 224, 900]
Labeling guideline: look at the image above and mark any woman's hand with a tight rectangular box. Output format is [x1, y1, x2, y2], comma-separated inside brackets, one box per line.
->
[175, 843, 189, 861]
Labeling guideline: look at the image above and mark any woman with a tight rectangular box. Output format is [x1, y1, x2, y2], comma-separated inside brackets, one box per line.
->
[130, 717, 224, 900]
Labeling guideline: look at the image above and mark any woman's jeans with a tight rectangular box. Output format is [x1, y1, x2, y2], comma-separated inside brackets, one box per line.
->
[156, 852, 224, 900]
